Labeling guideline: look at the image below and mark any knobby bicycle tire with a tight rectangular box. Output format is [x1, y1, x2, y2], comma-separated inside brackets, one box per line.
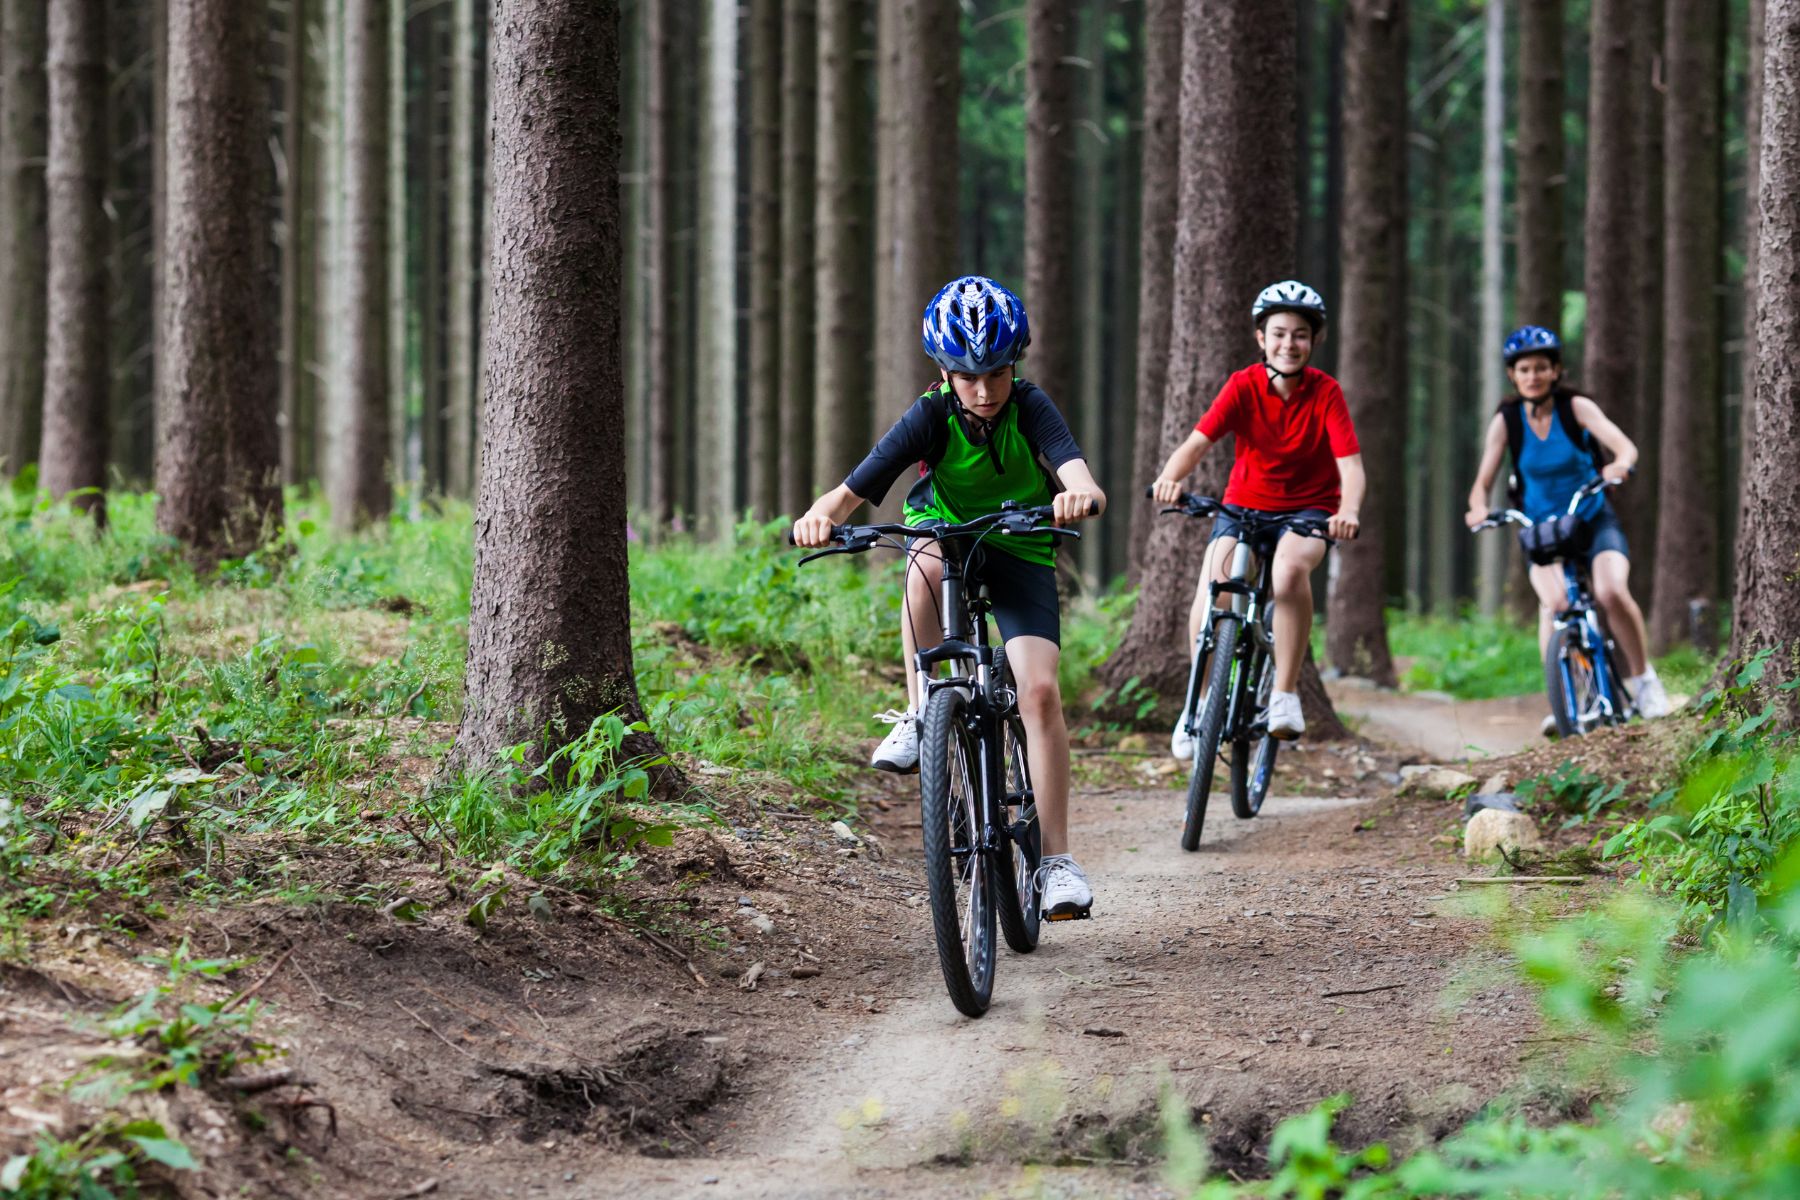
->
[920, 687, 996, 1017]
[1544, 624, 1598, 739]
[1230, 643, 1277, 819]
[992, 710, 1041, 954]
[1183, 614, 1240, 851]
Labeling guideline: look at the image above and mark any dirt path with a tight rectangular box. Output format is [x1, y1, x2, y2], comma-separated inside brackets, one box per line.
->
[1326, 680, 1547, 762]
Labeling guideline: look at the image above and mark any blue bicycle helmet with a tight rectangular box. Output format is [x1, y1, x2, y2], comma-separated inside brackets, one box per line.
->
[1503, 325, 1562, 365]
[921, 276, 1030, 374]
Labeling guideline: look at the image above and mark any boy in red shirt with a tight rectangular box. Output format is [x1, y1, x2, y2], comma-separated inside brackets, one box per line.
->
[1150, 281, 1366, 746]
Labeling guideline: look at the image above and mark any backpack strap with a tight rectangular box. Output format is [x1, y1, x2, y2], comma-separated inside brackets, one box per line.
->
[1500, 399, 1524, 508]
[1553, 389, 1611, 475]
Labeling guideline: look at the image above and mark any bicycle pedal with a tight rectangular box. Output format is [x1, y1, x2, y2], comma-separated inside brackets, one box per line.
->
[1044, 904, 1092, 922]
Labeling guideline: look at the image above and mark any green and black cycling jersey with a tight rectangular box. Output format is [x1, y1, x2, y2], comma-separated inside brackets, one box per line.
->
[842, 379, 1085, 566]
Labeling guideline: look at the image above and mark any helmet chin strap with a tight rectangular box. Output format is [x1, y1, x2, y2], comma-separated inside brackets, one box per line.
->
[1263, 358, 1305, 385]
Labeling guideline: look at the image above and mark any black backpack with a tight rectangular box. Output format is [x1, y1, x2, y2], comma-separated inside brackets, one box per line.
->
[1500, 387, 1608, 509]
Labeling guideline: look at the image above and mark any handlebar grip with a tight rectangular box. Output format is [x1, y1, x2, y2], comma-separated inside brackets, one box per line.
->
[1087, 499, 1100, 517]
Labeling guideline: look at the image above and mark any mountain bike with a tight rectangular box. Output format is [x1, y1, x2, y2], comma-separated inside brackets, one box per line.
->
[791, 501, 1088, 1018]
[1156, 490, 1333, 851]
[1471, 476, 1635, 737]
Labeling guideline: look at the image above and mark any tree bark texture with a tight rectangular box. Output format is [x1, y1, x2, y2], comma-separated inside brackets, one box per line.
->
[1126, 0, 1182, 581]
[389, 0, 409, 491]
[455, 0, 648, 767]
[1098, 0, 1318, 724]
[746, 0, 781, 520]
[644, 0, 677, 526]
[1476, 0, 1508, 615]
[1024, 0, 1079, 413]
[39, 0, 107, 517]
[446, 0, 478, 498]
[1581, 0, 1642, 531]
[871, 0, 899, 437]
[1103, 8, 1144, 584]
[1515, 0, 1564, 328]
[1325, 0, 1405, 686]
[1627, 2, 1665, 610]
[1736, 0, 1800, 719]
[1649, 0, 1723, 653]
[417, 5, 446, 495]
[812, 0, 874, 498]
[697, 0, 738, 533]
[1736, 0, 1767, 561]
[280, 0, 307, 487]
[329, 0, 391, 528]
[0, 0, 48, 476]
[157, 0, 281, 563]
[105, 0, 156, 486]
[778, 0, 817, 520]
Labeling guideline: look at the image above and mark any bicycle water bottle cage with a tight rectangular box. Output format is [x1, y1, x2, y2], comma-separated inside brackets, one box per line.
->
[1518, 514, 1580, 566]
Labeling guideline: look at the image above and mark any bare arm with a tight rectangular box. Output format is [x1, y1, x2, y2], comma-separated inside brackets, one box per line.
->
[1149, 428, 1216, 503]
[1570, 395, 1638, 479]
[1331, 454, 1365, 541]
[792, 483, 870, 547]
[1465, 413, 1508, 526]
[1050, 458, 1106, 525]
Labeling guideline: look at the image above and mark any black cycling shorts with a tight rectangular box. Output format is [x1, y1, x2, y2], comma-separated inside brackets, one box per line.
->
[905, 541, 1061, 647]
[1209, 506, 1333, 558]
[1571, 505, 1630, 564]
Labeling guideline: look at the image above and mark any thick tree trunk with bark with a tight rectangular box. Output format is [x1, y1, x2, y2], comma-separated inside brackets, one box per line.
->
[1515, 0, 1564, 327]
[1736, 0, 1800, 721]
[445, 0, 477, 499]
[1126, 0, 1182, 581]
[39, 0, 107, 518]
[1736, 0, 1767, 560]
[696, 0, 738, 533]
[0, 0, 48, 476]
[1104, 11, 1144, 584]
[1101, 0, 1343, 736]
[1476, 0, 1508, 615]
[1325, 0, 1405, 687]
[105, 0, 156, 487]
[746, 0, 781, 519]
[1649, 0, 1723, 653]
[329, 0, 390, 528]
[644, 0, 677, 526]
[778, 0, 817, 519]
[812, 0, 873, 497]
[454, 0, 650, 769]
[1627, 4, 1665, 609]
[1582, 0, 1642, 526]
[1025, 0, 1079, 412]
[280, 0, 307, 487]
[157, 0, 280, 564]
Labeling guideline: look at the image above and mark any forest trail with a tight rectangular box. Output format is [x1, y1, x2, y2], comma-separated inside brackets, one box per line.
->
[613, 696, 1553, 1199]
[1326, 681, 1548, 762]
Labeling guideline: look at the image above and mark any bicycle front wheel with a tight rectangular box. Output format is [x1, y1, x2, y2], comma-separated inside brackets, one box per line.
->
[920, 687, 997, 1017]
[1183, 614, 1240, 852]
[1544, 624, 1600, 738]
[1230, 646, 1277, 819]
[992, 710, 1041, 954]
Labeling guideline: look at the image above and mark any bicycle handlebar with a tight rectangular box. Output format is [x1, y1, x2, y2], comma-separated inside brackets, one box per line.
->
[786, 499, 1098, 564]
[1470, 476, 1618, 534]
[1146, 487, 1336, 543]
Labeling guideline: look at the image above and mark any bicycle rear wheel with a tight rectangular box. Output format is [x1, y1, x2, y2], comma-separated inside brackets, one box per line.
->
[920, 687, 996, 1017]
[1230, 645, 1277, 819]
[1544, 624, 1600, 738]
[1182, 614, 1240, 851]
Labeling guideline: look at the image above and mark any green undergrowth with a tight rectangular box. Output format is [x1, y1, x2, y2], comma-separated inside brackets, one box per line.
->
[1164, 649, 1800, 1197]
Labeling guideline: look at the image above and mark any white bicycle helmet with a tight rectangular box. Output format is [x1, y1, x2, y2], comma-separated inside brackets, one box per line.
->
[1251, 280, 1328, 331]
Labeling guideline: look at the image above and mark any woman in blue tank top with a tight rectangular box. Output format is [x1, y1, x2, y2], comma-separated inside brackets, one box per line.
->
[1463, 326, 1670, 720]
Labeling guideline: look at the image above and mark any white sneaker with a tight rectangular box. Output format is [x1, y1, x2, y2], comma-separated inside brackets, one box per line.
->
[870, 709, 919, 773]
[1633, 672, 1672, 719]
[1171, 717, 1195, 760]
[1037, 855, 1093, 920]
[1267, 691, 1304, 740]
[1541, 713, 1559, 738]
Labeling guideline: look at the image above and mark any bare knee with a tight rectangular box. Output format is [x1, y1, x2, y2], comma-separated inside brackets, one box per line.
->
[1017, 676, 1061, 725]
[1272, 564, 1311, 604]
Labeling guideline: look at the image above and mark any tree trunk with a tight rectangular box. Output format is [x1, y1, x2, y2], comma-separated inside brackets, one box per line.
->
[1426, 129, 1456, 613]
[1074, 1, 1106, 583]
[1515, 0, 1564, 327]
[417, 5, 446, 495]
[157, 0, 281, 564]
[0, 0, 48, 477]
[1325, 0, 1404, 686]
[644, 0, 677, 527]
[105, 0, 156, 487]
[778, 0, 817, 519]
[1104, 8, 1144, 584]
[41, 0, 107, 517]
[389, 0, 409, 495]
[280, 0, 307, 487]
[871, 0, 900, 437]
[1025, 0, 1079, 414]
[1098, 0, 1316, 724]
[329, 0, 390, 529]
[1735, 0, 1767, 565]
[1126, 0, 1182, 582]
[445, 0, 476, 498]
[1582, 0, 1642, 526]
[745, 0, 780, 520]
[1649, 0, 1723, 653]
[1735, 0, 1800, 720]
[454, 0, 652, 768]
[812, 0, 873, 498]
[1627, 2, 1665, 611]
[696, 0, 738, 535]
[1476, 0, 1508, 616]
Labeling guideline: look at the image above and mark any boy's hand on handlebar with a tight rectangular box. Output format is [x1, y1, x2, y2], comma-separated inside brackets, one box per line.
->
[791, 512, 836, 548]
[1052, 490, 1103, 525]
[1150, 477, 1183, 505]
[1464, 504, 1489, 530]
[1328, 510, 1360, 541]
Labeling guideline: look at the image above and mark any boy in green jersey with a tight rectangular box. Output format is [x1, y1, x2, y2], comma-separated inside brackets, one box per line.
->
[792, 276, 1105, 920]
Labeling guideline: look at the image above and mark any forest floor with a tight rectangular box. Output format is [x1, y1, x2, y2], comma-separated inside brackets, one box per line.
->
[5, 679, 1688, 1199]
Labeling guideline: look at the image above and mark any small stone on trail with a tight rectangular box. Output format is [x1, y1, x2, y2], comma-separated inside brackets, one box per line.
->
[751, 914, 776, 935]
[1480, 772, 1510, 795]
[1298, 1030, 1316, 1046]
[1082, 1026, 1126, 1038]
[791, 964, 822, 979]
[1463, 808, 1545, 859]
[1398, 764, 1479, 798]
[739, 961, 766, 991]
[831, 820, 860, 844]
[737, 896, 753, 906]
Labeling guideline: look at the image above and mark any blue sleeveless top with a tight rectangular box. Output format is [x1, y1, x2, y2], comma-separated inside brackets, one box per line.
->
[1517, 407, 1604, 523]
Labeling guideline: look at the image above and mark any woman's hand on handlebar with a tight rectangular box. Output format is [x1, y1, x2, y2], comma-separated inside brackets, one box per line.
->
[1464, 503, 1490, 530]
[1150, 477, 1183, 505]
[1052, 489, 1103, 526]
[791, 511, 837, 548]
[1328, 509, 1360, 541]
[1601, 462, 1633, 485]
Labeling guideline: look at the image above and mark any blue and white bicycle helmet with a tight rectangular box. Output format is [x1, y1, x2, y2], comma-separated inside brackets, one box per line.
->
[1252, 280, 1328, 331]
[921, 276, 1030, 374]
[1503, 325, 1562, 365]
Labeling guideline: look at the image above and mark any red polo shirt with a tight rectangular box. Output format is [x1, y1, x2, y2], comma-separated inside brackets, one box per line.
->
[1195, 364, 1360, 512]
